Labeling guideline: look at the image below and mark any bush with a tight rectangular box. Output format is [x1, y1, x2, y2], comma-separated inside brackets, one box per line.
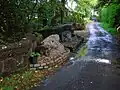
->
[100, 23, 110, 30]
[100, 3, 120, 28]
[99, 3, 120, 35]
[108, 28, 118, 35]
[100, 23, 118, 35]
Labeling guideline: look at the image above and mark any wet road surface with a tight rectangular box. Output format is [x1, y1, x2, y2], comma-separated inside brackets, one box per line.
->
[33, 22, 120, 90]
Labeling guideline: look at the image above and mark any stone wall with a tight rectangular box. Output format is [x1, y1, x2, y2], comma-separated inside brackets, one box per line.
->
[0, 33, 71, 74]
[0, 38, 34, 73]
[30, 48, 70, 70]
[37, 24, 74, 39]
[29, 34, 71, 70]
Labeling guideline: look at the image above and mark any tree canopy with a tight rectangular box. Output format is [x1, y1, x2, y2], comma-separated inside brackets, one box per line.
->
[0, 0, 107, 44]
[96, 0, 120, 35]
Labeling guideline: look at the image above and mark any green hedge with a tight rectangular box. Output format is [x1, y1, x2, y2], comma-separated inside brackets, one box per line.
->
[100, 3, 120, 28]
[99, 3, 120, 35]
[100, 23, 117, 35]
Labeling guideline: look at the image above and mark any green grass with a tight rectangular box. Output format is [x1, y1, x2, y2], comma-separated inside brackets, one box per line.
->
[100, 23, 118, 35]
[75, 45, 88, 58]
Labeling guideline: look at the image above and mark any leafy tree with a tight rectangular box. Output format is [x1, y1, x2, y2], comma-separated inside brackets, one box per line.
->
[98, 0, 120, 28]
[0, 0, 101, 44]
[65, 0, 98, 24]
[97, 0, 120, 35]
[0, 0, 39, 43]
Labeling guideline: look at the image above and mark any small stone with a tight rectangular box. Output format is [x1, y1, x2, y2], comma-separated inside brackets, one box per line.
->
[23, 38, 27, 40]
[30, 68, 36, 70]
[55, 65, 58, 68]
[35, 71, 38, 73]
[55, 59, 58, 62]
[48, 67, 52, 70]
[46, 62, 50, 65]
[30, 64, 33, 67]
[0, 77, 3, 82]
[38, 67, 43, 69]
[21, 76, 24, 78]
[90, 82, 93, 84]
[44, 66, 49, 69]
[34, 64, 40, 67]
[2, 45, 7, 49]
[41, 63, 46, 66]
[50, 61, 54, 63]
[58, 59, 61, 62]
[70, 57, 74, 60]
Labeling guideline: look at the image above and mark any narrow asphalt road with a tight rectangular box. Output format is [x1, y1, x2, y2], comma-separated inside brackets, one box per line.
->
[33, 22, 120, 90]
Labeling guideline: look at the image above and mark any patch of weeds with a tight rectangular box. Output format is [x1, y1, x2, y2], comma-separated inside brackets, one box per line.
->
[0, 70, 45, 90]
[75, 45, 88, 58]
[107, 28, 118, 35]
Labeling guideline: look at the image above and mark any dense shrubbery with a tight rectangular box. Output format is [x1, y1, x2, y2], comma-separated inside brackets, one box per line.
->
[99, 1, 120, 35]
[0, 0, 66, 43]
[0, 0, 98, 44]
[100, 23, 118, 35]
[100, 3, 120, 27]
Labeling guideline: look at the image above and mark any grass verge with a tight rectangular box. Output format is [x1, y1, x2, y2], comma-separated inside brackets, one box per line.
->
[75, 45, 88, 58]
[100, 23, 118, 35]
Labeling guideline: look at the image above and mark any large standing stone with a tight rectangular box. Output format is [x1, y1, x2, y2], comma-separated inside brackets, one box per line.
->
[40, 34, 66, 57]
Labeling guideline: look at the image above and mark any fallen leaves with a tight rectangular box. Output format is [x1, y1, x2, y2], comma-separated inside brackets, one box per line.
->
[0, 56, 68, 90]
[0, 70, 45, 90]
[0, 67, 61, 90]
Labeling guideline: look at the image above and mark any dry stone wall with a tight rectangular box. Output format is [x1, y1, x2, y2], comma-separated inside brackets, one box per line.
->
[30, 34, 70, 69]
[30, 48, 70, 70]
[0, 38, 34, 73]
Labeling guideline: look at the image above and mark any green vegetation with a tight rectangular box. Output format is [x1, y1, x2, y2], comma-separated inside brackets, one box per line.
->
[66, 0, 98, 24]
[76, 45, 88, 58]
[1, 0, 120, 42]
[0, 63, 65, 90]
[0, 0, 67, 43]
[30, 52, 40, 57]
[0, 70, 44, 90]
[0, 1, 100, 89]
[0, 0, 99, 44]
[97, 0, 120, 35]
[100, 23, 118, 35]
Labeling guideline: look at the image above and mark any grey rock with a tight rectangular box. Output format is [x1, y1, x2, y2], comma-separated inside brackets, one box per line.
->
[61, 31, 72, 42]
[40, 34, 66, 57]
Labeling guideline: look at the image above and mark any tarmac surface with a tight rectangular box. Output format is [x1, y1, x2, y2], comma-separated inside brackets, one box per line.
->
[33, 22, 120, 90]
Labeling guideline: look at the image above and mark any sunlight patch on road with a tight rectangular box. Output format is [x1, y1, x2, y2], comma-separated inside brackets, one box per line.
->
[66, 0, 77, 10]
[69, 57, 74, 60]
[95, 58, 111, 64]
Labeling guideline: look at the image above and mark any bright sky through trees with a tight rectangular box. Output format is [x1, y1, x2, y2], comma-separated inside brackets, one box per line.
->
[66, 0, 77, 10]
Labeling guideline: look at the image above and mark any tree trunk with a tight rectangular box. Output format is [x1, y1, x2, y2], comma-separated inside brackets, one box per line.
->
[60, 0, 65, 24]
